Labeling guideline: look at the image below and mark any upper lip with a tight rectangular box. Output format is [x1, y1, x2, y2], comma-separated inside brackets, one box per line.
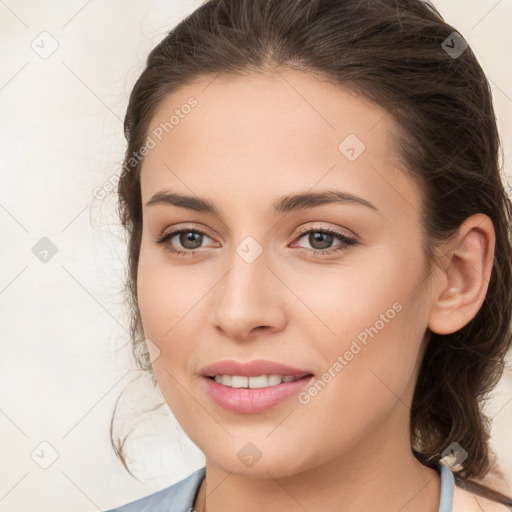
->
[201, 359, 314, 378]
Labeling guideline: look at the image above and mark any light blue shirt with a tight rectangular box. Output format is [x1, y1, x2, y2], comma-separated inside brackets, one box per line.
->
[104, 460, 455, 512]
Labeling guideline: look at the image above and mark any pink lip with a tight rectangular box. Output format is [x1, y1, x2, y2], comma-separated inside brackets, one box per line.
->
[200, 359, 312, 378]
[202, 375, 314, 414]
[200, 359, 314, 414]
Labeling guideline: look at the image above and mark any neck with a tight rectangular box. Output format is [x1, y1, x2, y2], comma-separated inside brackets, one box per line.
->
[193, 409, 441, 512]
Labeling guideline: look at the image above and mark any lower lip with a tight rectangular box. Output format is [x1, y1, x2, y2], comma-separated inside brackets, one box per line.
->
[202, 375, 314, 414]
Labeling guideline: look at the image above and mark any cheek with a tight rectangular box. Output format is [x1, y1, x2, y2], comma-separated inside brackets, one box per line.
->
[292, 300, 428, 463]
[136, 248, 189, 363]
[137, 260, 168, 339]
[296, 243, 429, 406]
[136, 244, 202, 342]
[136, 255, 199, 418]
[318, 291, 428, 418]
[286, 243, 425, 350]
[136, 245, 217, 393]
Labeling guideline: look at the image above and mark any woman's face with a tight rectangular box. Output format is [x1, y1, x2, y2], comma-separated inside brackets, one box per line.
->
[137, 69, 436, 477]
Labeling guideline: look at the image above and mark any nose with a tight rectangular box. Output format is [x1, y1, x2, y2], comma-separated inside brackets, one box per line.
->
[209, 245, 287, 341]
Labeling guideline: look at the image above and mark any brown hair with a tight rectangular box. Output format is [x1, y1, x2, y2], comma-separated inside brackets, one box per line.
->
[112, 0, 512, 497]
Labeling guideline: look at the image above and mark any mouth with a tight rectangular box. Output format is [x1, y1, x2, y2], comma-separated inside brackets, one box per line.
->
[206, 373, 312, 388]
[202, 373, 314, 414]
[201, 358, 313, 380]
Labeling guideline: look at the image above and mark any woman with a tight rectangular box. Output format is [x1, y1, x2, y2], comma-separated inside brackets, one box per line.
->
[105, 0, 512, 510]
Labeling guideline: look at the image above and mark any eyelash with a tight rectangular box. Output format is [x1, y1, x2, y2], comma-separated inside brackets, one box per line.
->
[154, 225, 357, 258]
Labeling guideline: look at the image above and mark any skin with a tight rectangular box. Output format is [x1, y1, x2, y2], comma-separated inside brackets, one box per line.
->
[136, 68, 495, 512]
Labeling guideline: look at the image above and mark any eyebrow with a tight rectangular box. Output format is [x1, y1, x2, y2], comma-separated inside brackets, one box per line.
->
[145, 189, 379, 216]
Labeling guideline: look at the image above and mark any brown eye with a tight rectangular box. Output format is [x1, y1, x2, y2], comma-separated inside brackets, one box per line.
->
[294, 227, 357, 256]
[176, 231, 204, 250]
[305, 231, 335, 250]
[154, 228, 215, 256]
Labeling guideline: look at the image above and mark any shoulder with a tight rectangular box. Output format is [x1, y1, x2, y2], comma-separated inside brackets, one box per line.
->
[452, 471, 512, 512]
[103, 467, 206, 512]
[453, 485, 511, 511]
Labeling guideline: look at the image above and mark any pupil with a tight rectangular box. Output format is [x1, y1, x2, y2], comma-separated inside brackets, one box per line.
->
[310, 232, 332, 250]
[181, 232, 202, 249]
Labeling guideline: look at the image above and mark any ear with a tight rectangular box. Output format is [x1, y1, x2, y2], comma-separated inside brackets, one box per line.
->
[428, 213, 495, 335]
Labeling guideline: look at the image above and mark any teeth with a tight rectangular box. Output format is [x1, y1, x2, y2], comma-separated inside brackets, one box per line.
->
[213, 374, 298, 388]
[232, 376, 248, 388]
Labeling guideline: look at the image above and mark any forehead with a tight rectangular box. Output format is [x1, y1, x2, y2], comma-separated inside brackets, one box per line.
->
[139, 69, 421, 220]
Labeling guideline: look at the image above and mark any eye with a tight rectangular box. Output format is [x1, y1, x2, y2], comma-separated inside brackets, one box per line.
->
[292, 226, 357, 257]
[154, 225, 358, 258]
[154, 227, 216, 257]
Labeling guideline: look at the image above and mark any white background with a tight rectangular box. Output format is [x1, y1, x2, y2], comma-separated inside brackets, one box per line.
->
[1, 1, 511, 510]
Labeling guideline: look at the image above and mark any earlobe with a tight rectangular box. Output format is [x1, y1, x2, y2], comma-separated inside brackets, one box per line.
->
[428, 214, 495, 335]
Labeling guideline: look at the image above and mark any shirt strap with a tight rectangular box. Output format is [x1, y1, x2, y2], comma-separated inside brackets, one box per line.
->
[438, 460, 455, 512]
